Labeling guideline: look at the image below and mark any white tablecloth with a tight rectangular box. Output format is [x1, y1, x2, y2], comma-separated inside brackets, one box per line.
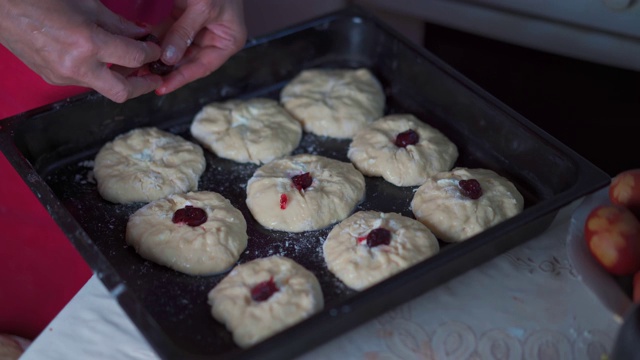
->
[21, 192, 623, 359]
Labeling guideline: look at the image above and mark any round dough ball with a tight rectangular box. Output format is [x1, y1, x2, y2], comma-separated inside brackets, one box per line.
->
[348, 114, 458, 186]
[126, 191, 247, 275]
[208, 256, 324, 348]
[323, 211, 439, 291]
[246, 154, 366, 232]
[411, 167, 524, 243]
[280, 68, 385, 139]
[190, 98, 302, 164]
[94, 127, 206, 204]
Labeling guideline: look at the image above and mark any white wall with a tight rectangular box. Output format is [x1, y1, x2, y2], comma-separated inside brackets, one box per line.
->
[354, 0, 640, 71]
[243, 0, 640, 71]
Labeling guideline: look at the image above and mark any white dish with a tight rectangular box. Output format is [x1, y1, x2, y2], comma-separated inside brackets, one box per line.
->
[566, 187, 632, 319]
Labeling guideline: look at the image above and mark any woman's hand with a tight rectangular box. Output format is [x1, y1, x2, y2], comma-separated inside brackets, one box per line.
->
[0, 0, 163, 103]
[155, 0, 247, 95]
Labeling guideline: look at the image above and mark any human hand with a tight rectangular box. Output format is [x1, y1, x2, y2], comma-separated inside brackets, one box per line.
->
[154, 0, 247, 95]
[0, 0, 164, 103]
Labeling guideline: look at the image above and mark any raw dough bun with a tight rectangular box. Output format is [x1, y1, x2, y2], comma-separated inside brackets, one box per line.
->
[348, 114, 458, 186]
[94, 127, 206, 204]
[411, 167, 524, 243]
[126, 191, 247, 275]
[323, 211, 439, 290]
[246, 154, 366, 232]
[208, 256, 324, 348]
[280, 68, 385, 139]
[190, 98, 302, 164]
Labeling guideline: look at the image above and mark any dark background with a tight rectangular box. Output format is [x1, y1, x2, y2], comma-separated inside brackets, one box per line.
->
[422, 22, 639, 177]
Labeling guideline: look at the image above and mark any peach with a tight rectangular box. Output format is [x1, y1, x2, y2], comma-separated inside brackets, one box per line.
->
[609, 169, 640, 219]
[584, 205, 640, 276]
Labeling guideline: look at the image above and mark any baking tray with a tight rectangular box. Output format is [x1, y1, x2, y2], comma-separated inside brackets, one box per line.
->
[0, 5, 610, 360]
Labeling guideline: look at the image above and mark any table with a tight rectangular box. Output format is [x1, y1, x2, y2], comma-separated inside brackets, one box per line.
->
[21, 191, 623, 359]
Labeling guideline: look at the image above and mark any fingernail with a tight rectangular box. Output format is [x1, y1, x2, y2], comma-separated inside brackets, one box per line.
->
[163, 45, 177, 64]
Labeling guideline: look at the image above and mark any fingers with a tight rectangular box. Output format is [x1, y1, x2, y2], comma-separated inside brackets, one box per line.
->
[72, 22, 164, 102]
[156, 0, 247, 96]
[156, 45, 234, 95]
[88, 66, 163, 103]
[93, 27, 162, 68]
[192, 27, 247, 54]
[155, 26, 246, 95]
[94, 1, 149, 38]
[87, 0, 248, 98]
[122, 74, 164, 100]
[161, 5, 208, 65]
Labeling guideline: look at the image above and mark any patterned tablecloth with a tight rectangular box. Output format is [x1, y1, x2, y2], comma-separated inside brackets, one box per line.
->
[21, 190, 623, 360]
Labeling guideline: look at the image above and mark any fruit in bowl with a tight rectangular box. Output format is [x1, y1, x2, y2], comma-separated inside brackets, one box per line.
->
[584, 205, 640, 276]
[584, 168, 640, 303]
[610, 169, 640, 219]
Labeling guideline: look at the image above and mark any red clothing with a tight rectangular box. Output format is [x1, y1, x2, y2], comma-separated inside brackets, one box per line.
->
[0, 0, 173, 339]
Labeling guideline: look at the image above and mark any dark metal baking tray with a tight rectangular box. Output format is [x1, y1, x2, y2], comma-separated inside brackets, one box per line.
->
[0, 6, 610, 360]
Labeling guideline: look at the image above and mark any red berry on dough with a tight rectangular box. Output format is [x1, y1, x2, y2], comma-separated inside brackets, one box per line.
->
[394, 129, 419, 148]
[366, 228, 392, 248]
[459, 179, 483, 199]
[172, 205, 208, 227]
[291, 172, 313, 191]
[280, 194, 288, 210]
[251, 277, 279, 302]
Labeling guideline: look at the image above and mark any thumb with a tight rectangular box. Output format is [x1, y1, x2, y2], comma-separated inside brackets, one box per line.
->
[161, 7, 206, 65]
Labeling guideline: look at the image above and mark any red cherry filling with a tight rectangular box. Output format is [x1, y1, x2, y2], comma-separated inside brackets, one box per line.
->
[280, 194, 288, 210]
[149, 60, 174, 76]
[137, 35, 174, 75]
[139, 34, 161, 45]
[365, 228, 392, 248]
[251, 277, 279, 302]
[459, 179, 483, 199]
[291, 172, 313, 191]
[172, 205, 208, 227]
[394, 129, 419, 148]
